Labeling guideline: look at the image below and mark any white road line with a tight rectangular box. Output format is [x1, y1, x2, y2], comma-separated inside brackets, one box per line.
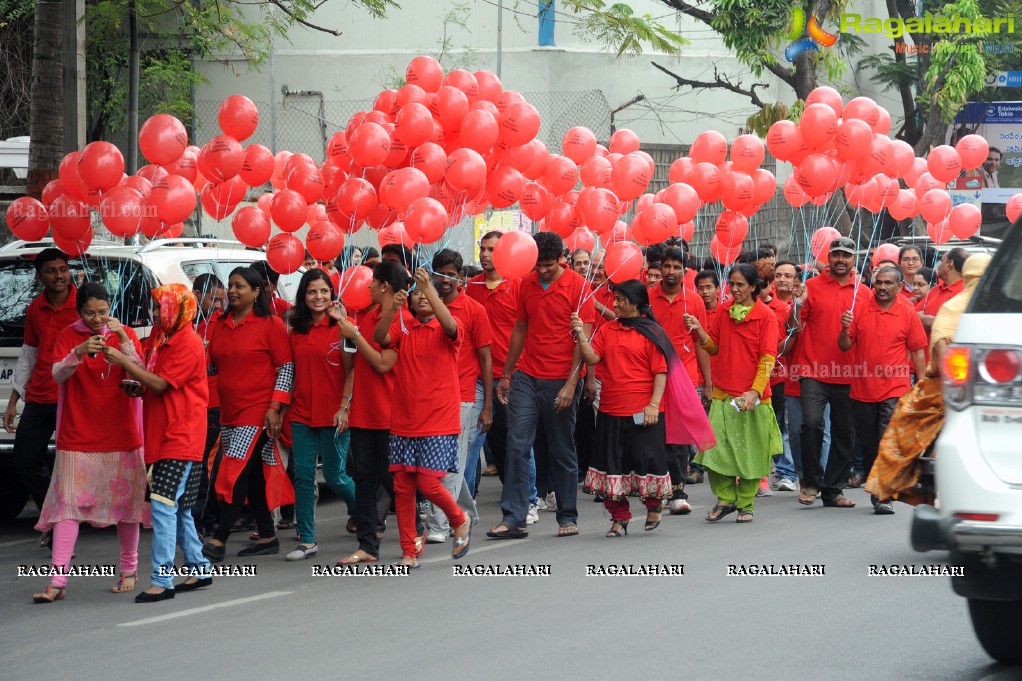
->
[0, 537, 41, 548]
[117, 590, 291, 627]
[418, 538, 526, 564]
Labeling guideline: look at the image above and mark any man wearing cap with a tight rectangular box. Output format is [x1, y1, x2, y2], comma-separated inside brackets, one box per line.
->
[788, 237, 870, 508]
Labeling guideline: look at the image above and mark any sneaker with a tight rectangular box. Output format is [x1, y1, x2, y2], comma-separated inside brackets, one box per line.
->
[685, 470, 704, 484]
[776, 479, 798, 492]
[543, 491, 557, 511]
[417, 501, 430, 519]
[285, 543, 318, 561]
[534, 497, 547, 511]
[668, 499, 692, 515]
[526, 503, 539, 525]
[847, 472, 865, 488]
[756, 478, 773, 497]
[874, 501, 895, 515]
[482, 465, 498, 477]
[425, 532, 447, 544]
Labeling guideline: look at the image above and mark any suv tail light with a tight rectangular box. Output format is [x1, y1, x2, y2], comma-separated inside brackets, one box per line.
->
[945, 345, 1022, 410]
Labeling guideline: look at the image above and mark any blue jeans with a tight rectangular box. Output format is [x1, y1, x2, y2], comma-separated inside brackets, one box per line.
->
[500, 372, 580, 528]
[771, 383, 797, 482]
[785, 395, 831, 478]
[150, 461, 211, 589]
[291, 423, 355, 545]
[463, 379, 488, 497]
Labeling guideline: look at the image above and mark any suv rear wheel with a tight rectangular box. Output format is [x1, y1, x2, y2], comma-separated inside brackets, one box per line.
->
[968, 598, 1022, 664]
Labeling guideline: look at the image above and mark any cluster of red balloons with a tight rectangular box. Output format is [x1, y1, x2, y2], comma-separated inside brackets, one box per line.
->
[771, 86, 987, 245]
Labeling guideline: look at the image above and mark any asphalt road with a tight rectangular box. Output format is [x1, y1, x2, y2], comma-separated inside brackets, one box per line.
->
[0, 477, 1014, 681]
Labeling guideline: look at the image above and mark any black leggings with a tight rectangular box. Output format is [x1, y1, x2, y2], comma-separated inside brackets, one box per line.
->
[213, 435, 275, 544]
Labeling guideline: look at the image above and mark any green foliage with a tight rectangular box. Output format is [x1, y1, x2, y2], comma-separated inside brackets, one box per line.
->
[705, 0, 796, 74]
[562, 1, 688, 56]
[0, 0, 34, 25]
[857, 53, 919, 90]
[375, 1, 477, 92]
[924, 0, 989, 122]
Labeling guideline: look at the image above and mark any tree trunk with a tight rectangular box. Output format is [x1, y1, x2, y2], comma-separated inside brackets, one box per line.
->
[26, 0, 65, 199]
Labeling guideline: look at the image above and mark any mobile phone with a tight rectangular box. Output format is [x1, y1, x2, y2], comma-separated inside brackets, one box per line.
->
[632, 411, 645, 425]
[120, 379, 141, 390]
[343, 337, 357, 353]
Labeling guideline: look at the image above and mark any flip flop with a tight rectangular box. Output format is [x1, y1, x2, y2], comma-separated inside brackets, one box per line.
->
[706, 503, 737, 522]
[451, 518, 472, 560]
[798, 487, 819, 506]
[557, 523, 579, 537]
[486, 524, 528, 540]
[736, 509, 754, 523]
[337, 551, 379, 565]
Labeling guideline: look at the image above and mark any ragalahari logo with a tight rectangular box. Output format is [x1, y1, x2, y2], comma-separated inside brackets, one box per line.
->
[784, 8, 839, 62]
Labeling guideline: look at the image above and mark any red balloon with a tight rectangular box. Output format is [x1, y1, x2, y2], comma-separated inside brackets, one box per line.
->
[920, 188, 952, 223]
[374, 90, 398, 115]
[611, 153, 652, 201]
[209, 176, 248, 208]
[904, 157, 928, 187]
[854, 134, 893, 176]
[519, 183, 553, 221]
[266, 233, 305, 274]
[834, 119, 872, 160]
[139, 114, 188, 166]
[927, 220, 953, 245]
[660, 183, 700, 223]
[604, 241, 643, 283]
[474, 70, 503, 103]
[394, 102, 433, 148]
[845, 178, 878, 208]
[913, 171, 946, 200]
[689, 162, 723, 203]
[49, 195, 91, 241]
[948, 203, 981, 239]
[796, 154, 837, 197]
[872, 242, 900, 267]
[542, 155, 580, 196]
[887, 140, 915, 178]
[150, 175, 197, 225]
[100, 186, 146, 237]
[783, 175, 809, 207]
[805, 86, 843, 118]
[501, 102, 541, 146]
[565, 227, 595, 253]
[58, 152, 86, 200]
[580, 187, 621, 234]
[927, 145, 963, 183]
[668, 157, 694, 185]
[956, 134, 989, 171]
[5, 197, 49, 240]
[53, 227, 93, 256]
[843, 97, 880, 128]
[609, 129, 640, 155]
[428, 88, 467, 135]
[810, 227, 841, 262]
[562, 127, 597, 165]
[381, 167, 430, 213]
[751, 169, 776, 205]
[1007, 193, 1022, 223]
[41, 180, 64, 208]
[218, 95, 259, 141]
[501, 141, 537, 173]
[349, 122, 392, 168]
[888, 189, 919, 220]
[730, 134, 765, 174]
[137, 163, 169, 187]
[709, 236, 741, 264]
[493, 232, 539, 278]
[545, 201, 579, 237]
[874, 106, 892, 135]
[377, 221, 412, 248]
[580, 155, 612, 188]
[326, 131, 351, 168]
[165, 149, 198, 184]
[523, 140, 550, 181]
[232, 206, 271, 247]
[766, 120, 804, 162]
[678, 220, 695, 242]
[799, 103, 839, 149]
[199, 183, 235, 220]
[336, 178, 378, 220]
[240, 144, 274, 187]
[443, 69, 479, 98]
[405, 55, 443, 93]
[632, 204, 677, 246]
[339, 265, 375, 311]
[78, 141, 125, 191]
[690, 130, 728, 165]
[306, 221, 345, 261]
[721, 172, 755, 211]
[486, 165, 527, 209]
[257, 192, 274, 216]
[459, 109, 500, 153]
[715, 210, 749, 248]
[270, 189, 308, 232]
[200, 135, 244, 182]
[445, 148, 487, 191]
[404, 196, 448, 244]
[283, 165, 323, 204]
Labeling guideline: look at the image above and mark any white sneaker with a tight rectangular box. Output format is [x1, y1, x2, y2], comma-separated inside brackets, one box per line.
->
[425, 532, 447, 544]
[543, 491, 557, 511]
[534, 497, 547, 511]
[526, 503, 539, 524]
[285, 543, 318, 561]
[668, 499, 692, 515]
[777, 479, 798, 492]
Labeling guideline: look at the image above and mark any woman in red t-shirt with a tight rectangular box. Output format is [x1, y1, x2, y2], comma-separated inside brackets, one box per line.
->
[32, 283, 146, 603]
[201, 267, 294, 562]
[375, 268, 471, 568]
[572, 280, 671, 536]
[684, 264, 783, 524]
[284, 269, 356, 562]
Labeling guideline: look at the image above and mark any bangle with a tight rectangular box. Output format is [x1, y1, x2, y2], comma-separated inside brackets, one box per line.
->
[353, 329, 362, 339]
[649, 402, 660, 408]
[500, 374, 513, 382]
[578, 336, 590, 345]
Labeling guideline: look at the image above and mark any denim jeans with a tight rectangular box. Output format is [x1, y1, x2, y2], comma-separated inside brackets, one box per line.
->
[463, 379, 487, 497]
[291, 423, 355, 545]
[785, 395, 832, 479]
[150, 461, 211, 589]
[425, 400, 481, 535]
[771, 383, 797, 482]
[500, 372, 580, 528]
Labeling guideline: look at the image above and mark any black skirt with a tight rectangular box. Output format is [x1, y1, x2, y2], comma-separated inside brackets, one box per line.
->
[582, 413, 672, 501]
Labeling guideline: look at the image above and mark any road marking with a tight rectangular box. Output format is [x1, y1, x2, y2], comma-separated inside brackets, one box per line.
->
[418, 538, 526, 564]
[0, 537, 41, 548]
[117, 590, 291, 627]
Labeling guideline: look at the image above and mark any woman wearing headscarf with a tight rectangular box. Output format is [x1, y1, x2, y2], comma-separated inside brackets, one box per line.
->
[571, 280, 714, 536]
[866, 254, 992, 506]
[684, 264, 783, 524]
[201, 267, 295, 561]
[32, 283, 146, 603]
[104, 284, 213, 602]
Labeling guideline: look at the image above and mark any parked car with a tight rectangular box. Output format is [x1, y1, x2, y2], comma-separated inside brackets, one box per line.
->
[910, 225, 1022, 665]
[0, 237, 301, 520]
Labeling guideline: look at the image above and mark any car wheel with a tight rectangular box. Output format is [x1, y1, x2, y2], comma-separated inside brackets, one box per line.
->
[968, 597, 1022, 664]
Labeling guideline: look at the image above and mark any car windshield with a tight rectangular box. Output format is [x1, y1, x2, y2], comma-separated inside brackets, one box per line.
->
[971, 231, 1022, 313]
[0, 256, 157, 346]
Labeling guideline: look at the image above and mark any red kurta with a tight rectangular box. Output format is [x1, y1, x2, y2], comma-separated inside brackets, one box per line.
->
[143, 326, 209, 463]
[707, 299, 778, 397]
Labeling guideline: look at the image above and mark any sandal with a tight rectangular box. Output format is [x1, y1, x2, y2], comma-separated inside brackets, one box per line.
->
[706, 503, 737, 522]
[644, 511, 662, 532]
[391, 557, 421, 570]
[486, 524, 528, 540]
[276, 519, 296, 530]
[736, 509, 754, 523]
[337, 550, 379, 565]
[345, 517, 358, 534]
[451, 517, 472, 560]
[39, 529, 53, 548]
[32, 584, 65, 603]
[557, 523, 579, 537]
[823, 495, 856, 508]
[111, 572, 137, 593]
[798, 487, 819, 506]
[606, 520, 629, 537]
[415, 533, 426, 557]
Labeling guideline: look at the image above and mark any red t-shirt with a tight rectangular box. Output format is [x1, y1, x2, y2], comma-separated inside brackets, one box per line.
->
[785, 335, 803, 398]
[195, 316, 219, 409]
[271, 296, 292, 319]
[289, 316, 347, 427]
[846, 296, 927, 402]
[467, 274, 519, 379]
[348, 306, 407, 430]
[143, 326, 209, 463]
[447, 292, 493, 401]
[798, 273, 870, 384]
[707, 299, 778, 397]
[517, 268, 595, 380]
[915, 279, 964, 317]
[764, 295, 790, 386]
[591, 321, 667, 416]
[649, 285, 706, 386]
[52, 324, 143, 452]
[23, 286, 80, 404]
[705, 304, 724, 383]
[208, 312, 292, 427]
[389, 316, 462, 437]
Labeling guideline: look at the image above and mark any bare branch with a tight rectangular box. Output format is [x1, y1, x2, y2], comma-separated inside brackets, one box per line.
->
[652, 0, 713, 26]
[651, 60, 768, 108]
[269, 0, 343, 36]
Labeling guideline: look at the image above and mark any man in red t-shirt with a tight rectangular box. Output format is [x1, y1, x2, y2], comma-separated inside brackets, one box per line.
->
[489, 233, 595, 539]
[4, 248, 78, 525]
[917, 247, 966, 333]
[424, 249, 493, 542]
[789, 237, 871, 507]
[839, 266, 926, 515]
[190, 273, 226, 535]
[649, 247, 711, 513]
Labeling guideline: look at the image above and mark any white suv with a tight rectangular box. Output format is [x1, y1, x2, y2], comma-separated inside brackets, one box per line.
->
[911, 232, 1022, 665]
[0, 237, 300, 520]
